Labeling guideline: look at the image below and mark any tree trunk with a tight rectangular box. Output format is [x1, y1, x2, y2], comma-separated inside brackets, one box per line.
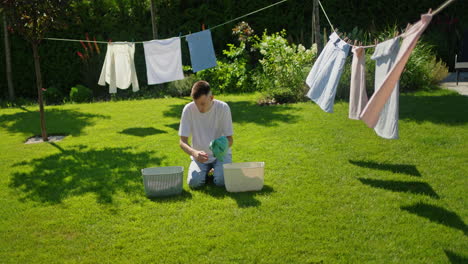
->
[150, 0, 158, 39]
[3, 13, 14, 101]
[32, 42, 48, 142]
[312, 0, 323, 54]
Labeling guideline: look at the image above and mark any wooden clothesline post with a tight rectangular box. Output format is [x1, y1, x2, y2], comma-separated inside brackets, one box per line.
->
[150, 0, 158, 39]
[312, 0, 323, 54]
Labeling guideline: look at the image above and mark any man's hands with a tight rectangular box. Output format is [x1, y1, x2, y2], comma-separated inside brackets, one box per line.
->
[180, 136, 209, 162]
[193, 150, 209, 163]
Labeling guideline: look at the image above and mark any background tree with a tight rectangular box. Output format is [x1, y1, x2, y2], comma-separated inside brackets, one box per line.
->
[1, 0, 74, 141]
[2, 10, 14, 101]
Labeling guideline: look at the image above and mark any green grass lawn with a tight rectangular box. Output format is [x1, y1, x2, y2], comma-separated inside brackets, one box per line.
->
[0, 89, 467, 263]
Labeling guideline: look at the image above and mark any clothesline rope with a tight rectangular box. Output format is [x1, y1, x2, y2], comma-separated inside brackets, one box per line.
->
[44, 0, 288, 44]
[317, 0, 457, 49]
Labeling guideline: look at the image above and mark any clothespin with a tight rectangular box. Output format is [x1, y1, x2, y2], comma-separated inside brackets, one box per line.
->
[394, 30, 399, 38]
[428, 8, 432, 14]
[374, 39, 378, 45]
[202, 24, 205, 30]
[354, 40, 358, 46]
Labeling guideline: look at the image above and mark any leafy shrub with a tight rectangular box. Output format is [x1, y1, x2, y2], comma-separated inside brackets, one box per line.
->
[252, 30, 317, 103]
[69, 85, 93, 103]
[167, 74, 200, 97]
[401, 41, 449, 91]
[43, 86, 64, 105]
[196, 42, 253, 93]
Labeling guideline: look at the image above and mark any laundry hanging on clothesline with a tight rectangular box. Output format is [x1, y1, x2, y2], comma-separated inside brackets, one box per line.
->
[306, 32, 350, 113]
[45, 0, 289, 93]
[305, 11, 433, 139]
[370, 37, 401, 139]
[45, 0, 453, 104]
[143, 37, 185, 85]
[97, 32, 216, 92]
[186, 30, 218, 73]
[348, 46, 367, 120]
[98, 42, 139, 93]
[360, 13, 433, 129]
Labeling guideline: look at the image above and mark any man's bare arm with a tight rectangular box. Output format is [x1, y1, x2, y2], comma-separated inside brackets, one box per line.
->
[180, 136, 208, 162]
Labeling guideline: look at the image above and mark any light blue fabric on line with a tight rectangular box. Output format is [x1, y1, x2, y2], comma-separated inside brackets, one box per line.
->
[306, 32, 350, 113]
[371, 37, 400, 139]
[186, 30, 217, 72]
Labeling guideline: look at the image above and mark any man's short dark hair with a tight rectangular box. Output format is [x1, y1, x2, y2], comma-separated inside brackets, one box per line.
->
[191, 81, 211, 99]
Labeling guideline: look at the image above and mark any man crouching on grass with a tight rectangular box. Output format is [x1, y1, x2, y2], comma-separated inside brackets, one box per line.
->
[178, 80, 233, 188]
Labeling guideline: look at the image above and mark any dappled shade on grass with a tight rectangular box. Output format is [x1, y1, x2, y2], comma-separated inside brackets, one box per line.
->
[401, 203, 467, 235]
[119, 127, 167, 137]
[400, 92, 468, 126]
[10, 143, 163, 204]
[148, 189, 193, 203]
[165, 123, 179, 131]
[358, 178, 439, 198]
[0, 108, 109, 137]
[444, 249, 468, 264]
[349, 160, 421, 176]
[194, 184, 275, 208]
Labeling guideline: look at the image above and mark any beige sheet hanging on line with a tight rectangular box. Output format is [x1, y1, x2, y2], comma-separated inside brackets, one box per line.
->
[360, 13, 433, 127]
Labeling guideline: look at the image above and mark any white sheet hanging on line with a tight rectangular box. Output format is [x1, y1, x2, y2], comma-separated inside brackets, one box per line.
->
[98, 42, 139, 93]
[143, 37, 184, 85]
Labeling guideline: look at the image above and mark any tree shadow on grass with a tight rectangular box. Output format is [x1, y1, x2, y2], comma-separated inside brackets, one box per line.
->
[444, 249, 468, 264]
[148, 189, 193, 203]
[401, 202, 467, 236]
[0, 108, 109, 137]
[349, 160, 421, 176]
[194, 184, 275, 208]
[358, 178, 439, 198]
[162, 101, 300, 126]
[165, 123, 179, 131]
[9, 143, 164, 204]
[119, 127, 167, 137]
[400, 92, 468, 126]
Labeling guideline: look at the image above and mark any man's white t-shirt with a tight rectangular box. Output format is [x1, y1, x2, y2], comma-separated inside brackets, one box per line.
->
[179, 99, 233, 163]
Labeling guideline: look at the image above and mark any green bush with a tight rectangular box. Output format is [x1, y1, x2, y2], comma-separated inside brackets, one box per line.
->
[196, 42, 253, 93]
[69, 85, 93, 103]
[401, 41, 449, 91]
[252, 30, 317, 103]
[43, 86, 64, 105]
[167, 74, 200, 97]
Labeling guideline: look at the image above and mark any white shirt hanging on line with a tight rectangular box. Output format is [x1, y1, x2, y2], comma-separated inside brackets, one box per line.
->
[98, 42, 139, 93]
[143, 37, 184, 85]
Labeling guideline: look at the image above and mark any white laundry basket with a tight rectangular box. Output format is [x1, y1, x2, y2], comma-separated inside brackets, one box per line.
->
[223, 162, 265, 192]
[141, 166, 183, 197]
